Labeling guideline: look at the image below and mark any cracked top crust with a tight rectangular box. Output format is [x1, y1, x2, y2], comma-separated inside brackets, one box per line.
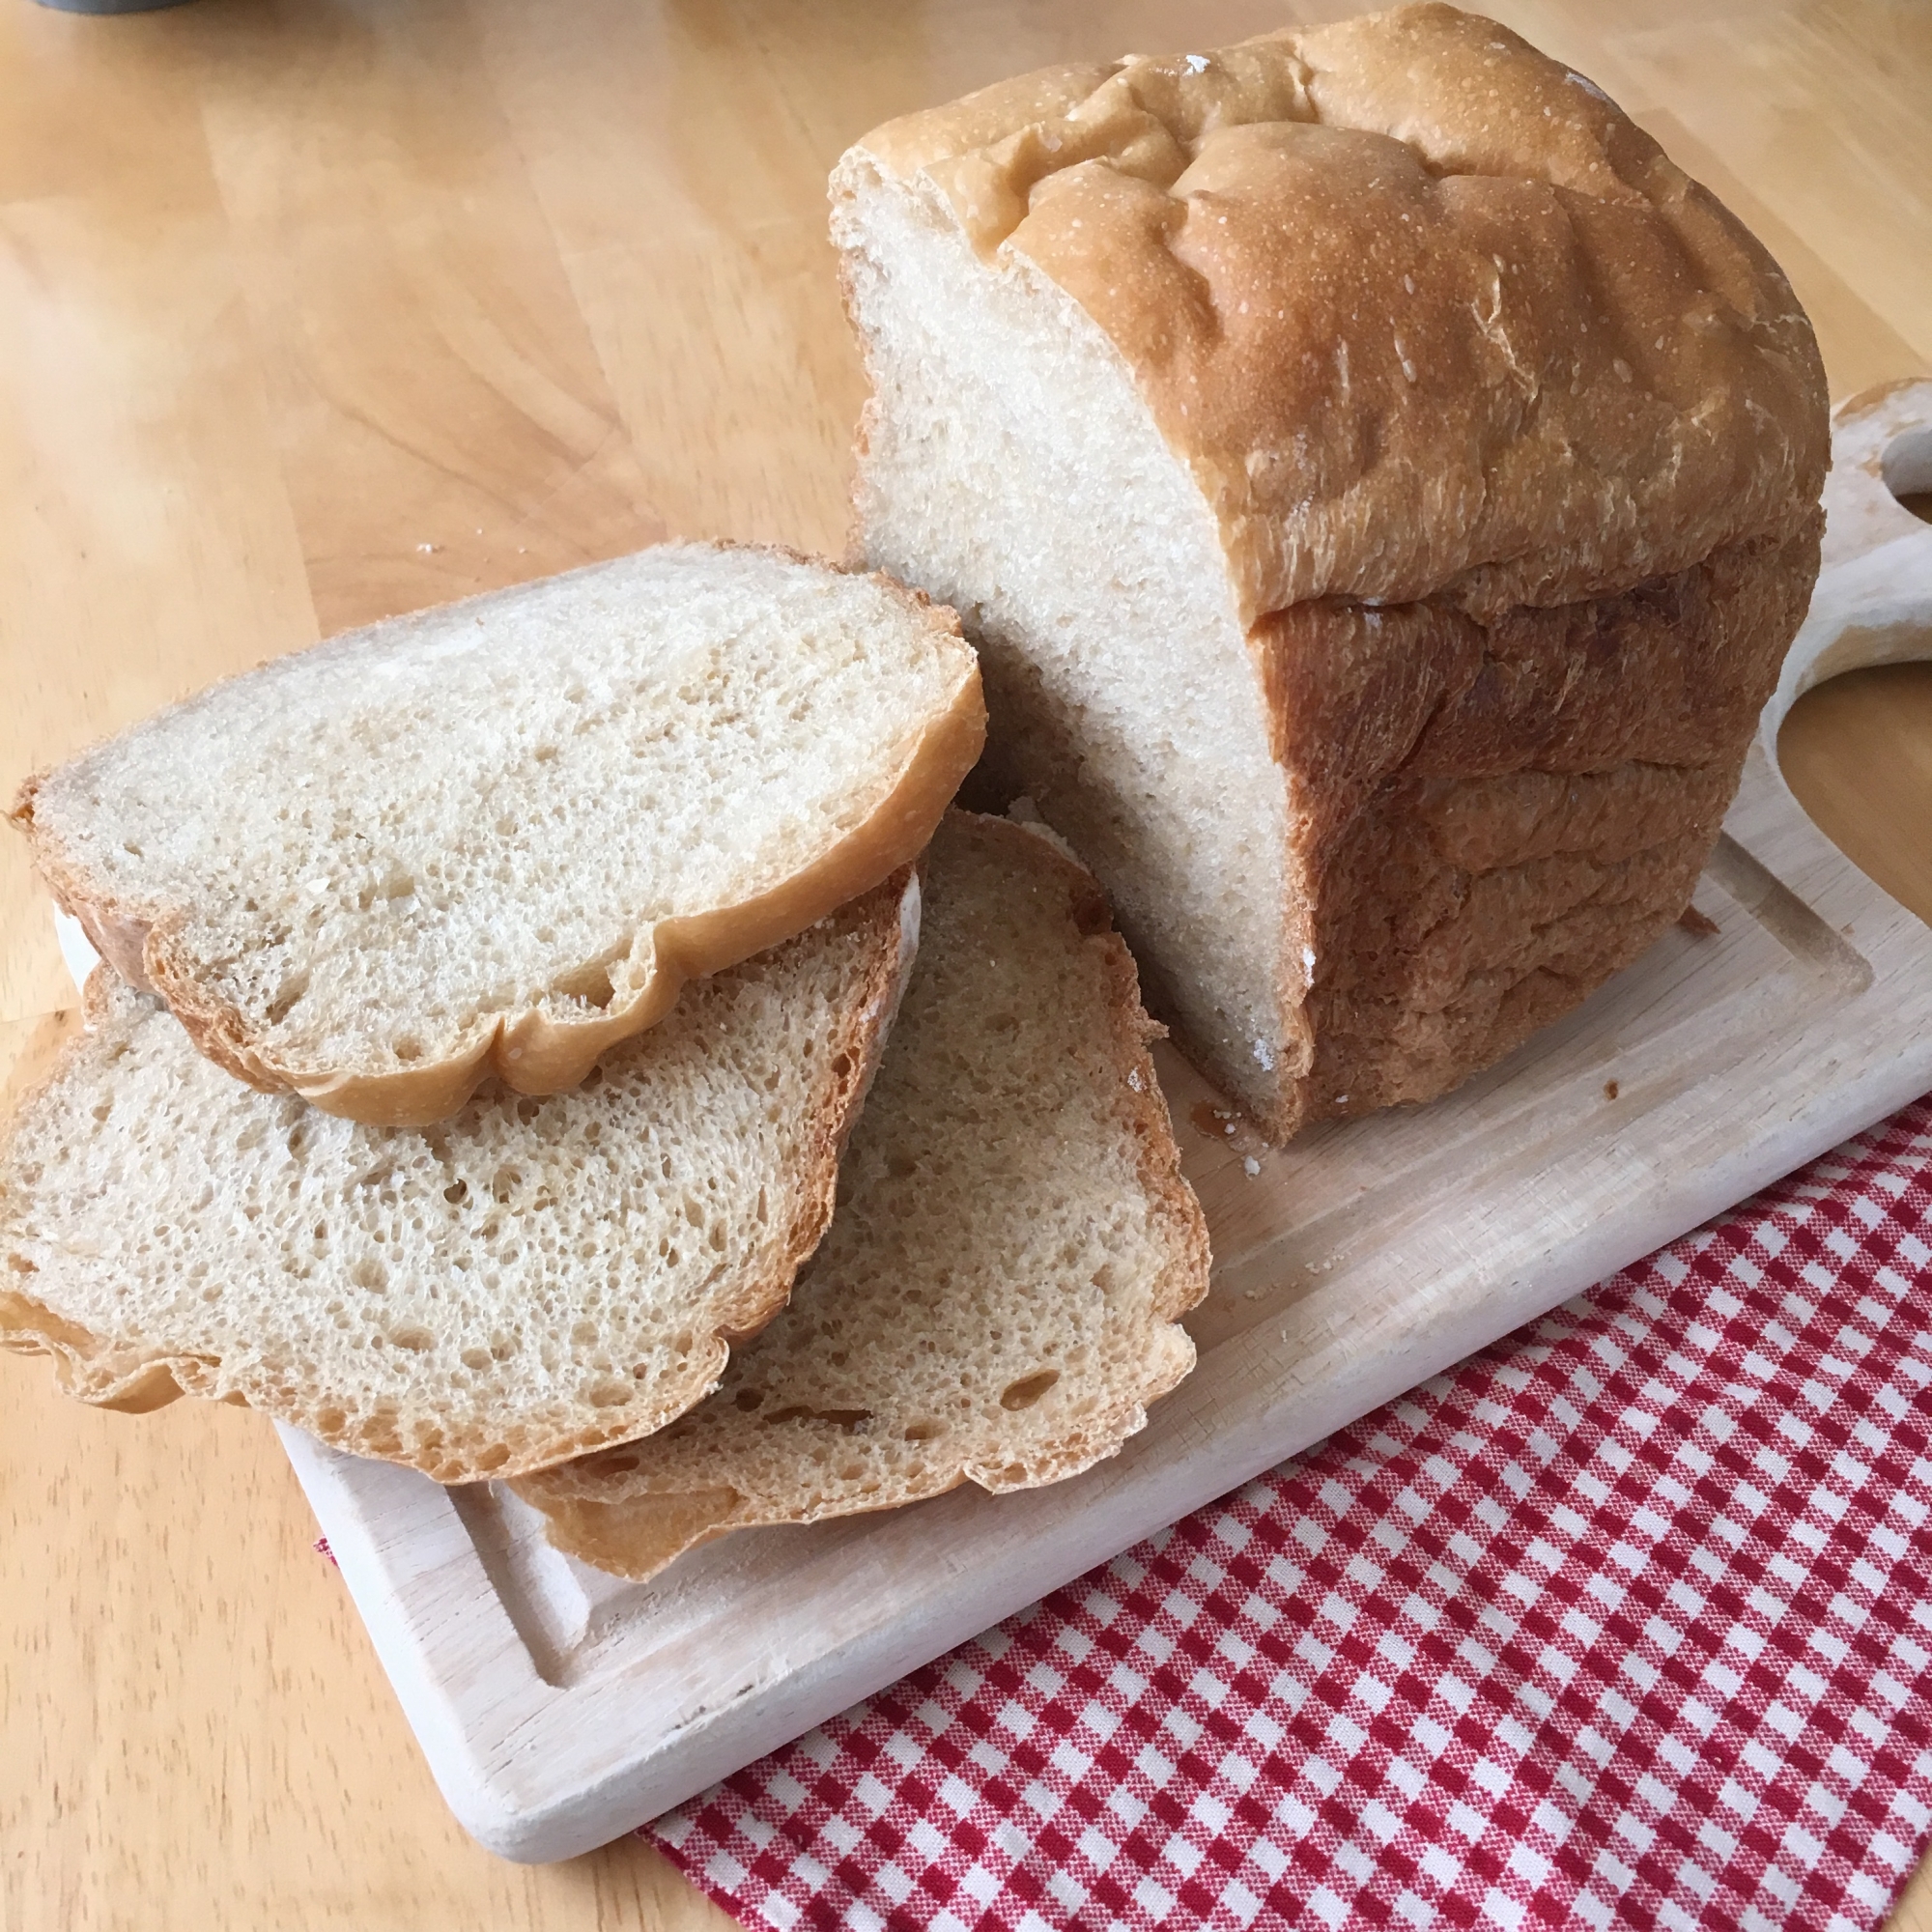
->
[848, 3, 1829, 622]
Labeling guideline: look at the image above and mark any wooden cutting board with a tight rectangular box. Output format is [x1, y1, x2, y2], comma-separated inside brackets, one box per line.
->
[185, 383, 1930, 1863]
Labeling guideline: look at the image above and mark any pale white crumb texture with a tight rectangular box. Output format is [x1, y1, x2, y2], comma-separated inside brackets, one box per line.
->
[520, 813, 1207, 1564]
[838, 161, 1293, 1123]
[0, 884, 909, 1480]
[31, 545, 967, 1082]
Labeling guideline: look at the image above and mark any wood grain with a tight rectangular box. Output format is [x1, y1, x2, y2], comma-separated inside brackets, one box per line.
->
[0, 0, 1927, 1924]
[1783, 666, 1932, 928]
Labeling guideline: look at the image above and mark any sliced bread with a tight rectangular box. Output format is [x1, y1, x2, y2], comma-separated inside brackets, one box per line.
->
[13, 542, 981, 1124]
[0, 871, 919, 1482]
[515, 812, 1209, 1582]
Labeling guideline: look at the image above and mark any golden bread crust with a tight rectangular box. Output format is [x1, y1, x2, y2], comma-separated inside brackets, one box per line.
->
[849, 3, 1829, 623]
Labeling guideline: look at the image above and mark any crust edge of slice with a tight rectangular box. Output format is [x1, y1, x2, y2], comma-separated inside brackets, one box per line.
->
[10, 545, 982, 1127]
[0, 868, 923, 1484]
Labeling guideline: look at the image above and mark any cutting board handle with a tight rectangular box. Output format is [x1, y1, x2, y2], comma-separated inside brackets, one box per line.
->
[1761, 377, 1932, 773]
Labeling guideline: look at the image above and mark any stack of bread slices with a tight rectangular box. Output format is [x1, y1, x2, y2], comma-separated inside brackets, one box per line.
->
[0, 541, 1209, 1581]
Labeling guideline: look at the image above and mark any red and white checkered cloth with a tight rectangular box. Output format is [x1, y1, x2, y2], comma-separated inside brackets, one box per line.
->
[649, 1098, 1932, 1932]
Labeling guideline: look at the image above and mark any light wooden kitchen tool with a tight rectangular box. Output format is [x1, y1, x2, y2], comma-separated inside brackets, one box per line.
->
[48, 383, 1932, 1862]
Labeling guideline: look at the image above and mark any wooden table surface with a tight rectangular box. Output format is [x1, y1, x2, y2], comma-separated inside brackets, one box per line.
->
[2, 0, 1927, 1926]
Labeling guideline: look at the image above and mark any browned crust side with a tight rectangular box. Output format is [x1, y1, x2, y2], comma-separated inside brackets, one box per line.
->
[1217, 516, 1823, 1140]
[0, 876, 922, 1484]
[1293, 809, 1719, 1126]
[515, 812, 1212, 1581]
[9, 548, 982, 1128]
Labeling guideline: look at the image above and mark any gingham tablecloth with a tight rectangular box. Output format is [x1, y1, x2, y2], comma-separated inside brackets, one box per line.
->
[648, 1097, 1932, 1932]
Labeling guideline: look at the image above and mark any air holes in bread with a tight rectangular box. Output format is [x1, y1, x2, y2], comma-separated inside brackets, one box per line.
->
[1000, 1370, 1060, 1410]
[0, 868, 920, 1481]
[767, 1404, 872, 1432]
[507, 814, 1208, 1575]
[561, 960, 618, 1011]
[266, 973, 309, 1025]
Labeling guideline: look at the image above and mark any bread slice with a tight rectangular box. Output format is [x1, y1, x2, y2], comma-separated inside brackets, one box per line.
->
[13, 542, 981, 1125]
[834, 5, 1827, 1138]
[515, 812, 1209, 1582]
[0, 871, 920, 1482]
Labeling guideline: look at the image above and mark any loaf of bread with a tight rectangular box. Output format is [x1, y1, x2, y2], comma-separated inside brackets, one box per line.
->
[835, 3, 1830, 1138]
[515, 812, 1209, 1581]
[0, 872, 918, 1482]
[13, 543, 981, 1125]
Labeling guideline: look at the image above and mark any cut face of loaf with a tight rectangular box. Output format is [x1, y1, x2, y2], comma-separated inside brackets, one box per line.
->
[835, 3, 1830, 1138]
[0, 872, 919, 1482]
[514, 812, 1209, 1582]
[13, 542, 981, 1125]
